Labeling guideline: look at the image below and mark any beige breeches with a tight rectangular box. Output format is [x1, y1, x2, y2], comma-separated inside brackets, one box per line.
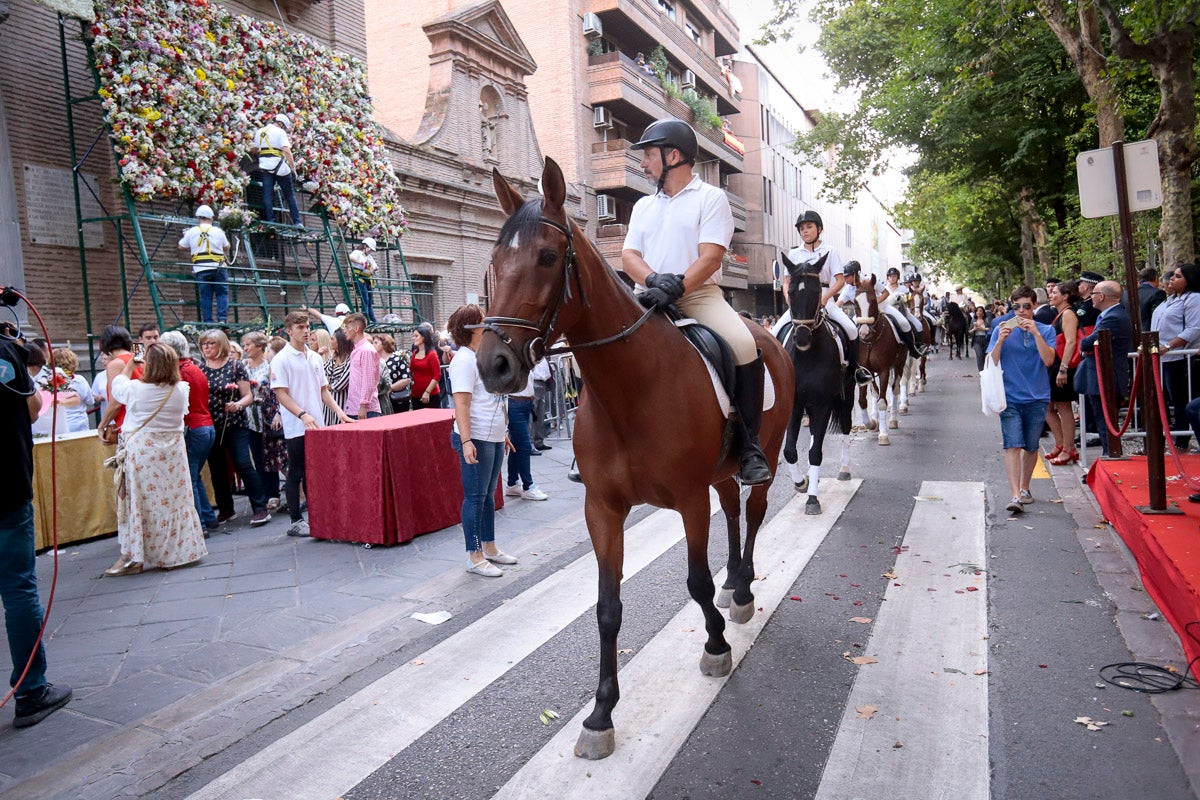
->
[676, 283, 757, 365]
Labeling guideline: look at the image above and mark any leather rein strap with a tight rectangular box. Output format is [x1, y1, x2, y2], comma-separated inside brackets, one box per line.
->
[469, 216, 654, 369]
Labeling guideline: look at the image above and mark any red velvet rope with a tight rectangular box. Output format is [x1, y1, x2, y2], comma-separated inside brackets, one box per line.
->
[1093, 348, 1140, 439]
[1150, 352, 1200, 491]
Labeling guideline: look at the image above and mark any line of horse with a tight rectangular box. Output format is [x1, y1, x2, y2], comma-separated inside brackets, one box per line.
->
[476, 159, 936, 762]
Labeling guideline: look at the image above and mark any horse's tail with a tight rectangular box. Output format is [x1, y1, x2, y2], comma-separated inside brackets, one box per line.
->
[833, 372, 854, 435]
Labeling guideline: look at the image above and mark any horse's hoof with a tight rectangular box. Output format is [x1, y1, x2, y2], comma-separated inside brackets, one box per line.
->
[805, 497, 822, 515]
[729, 600, 755, 624]
[878, 436, 890, 446]
[888, 419, 898, 430]
[837, 469, 852, 481]
[867, 419, 878, 431]
[574, 726, 616, 760]
[899, 404, 909, 415]
[700, 649, 733, 676]
[795, 478, 808, 493]
[715, 587, 733, 608]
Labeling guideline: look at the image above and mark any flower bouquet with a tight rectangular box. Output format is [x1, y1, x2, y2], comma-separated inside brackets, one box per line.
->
[217, 205, 257, 231]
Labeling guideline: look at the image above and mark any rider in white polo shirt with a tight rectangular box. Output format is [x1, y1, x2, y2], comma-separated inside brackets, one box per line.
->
[623, 118, 770, 485]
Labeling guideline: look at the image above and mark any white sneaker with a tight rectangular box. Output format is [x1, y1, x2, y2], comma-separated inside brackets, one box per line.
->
[466, 559, 503, 577]
[485, 550, 518, 565]
[521, 485, 549, 501]
[504, 484, 522, 497]
[286, 520, 310, 537]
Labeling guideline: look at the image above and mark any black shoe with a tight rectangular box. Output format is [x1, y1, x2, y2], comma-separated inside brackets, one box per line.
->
[733, 355, 772, 486]
[529, 449, 542, 456]
[567, 467, 582, 483]
[1188, 492, 1200, 503]
[534, 443, 552, 451]
[14, 684, 72, 729]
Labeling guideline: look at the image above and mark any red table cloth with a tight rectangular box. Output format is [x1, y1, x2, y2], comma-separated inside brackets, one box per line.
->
[305, 408, 502, 545]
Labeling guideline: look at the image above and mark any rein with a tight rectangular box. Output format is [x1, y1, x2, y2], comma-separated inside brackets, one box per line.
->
[469, 216, 655, 368]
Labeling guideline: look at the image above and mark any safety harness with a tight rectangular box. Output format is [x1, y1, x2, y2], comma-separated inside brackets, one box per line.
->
[191, 224, 223, 267]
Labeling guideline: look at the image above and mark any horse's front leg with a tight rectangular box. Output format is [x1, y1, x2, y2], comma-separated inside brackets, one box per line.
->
[714, 477, 741, 609]
[730, 482, 769, 625]
[805, 411, 828, 515]
[888, 375, 901, 430]
[680, 496, 732, 676]
[575, 496, 631, 761]
[838, 434, 852, 480]
[783, 400, 807, 491]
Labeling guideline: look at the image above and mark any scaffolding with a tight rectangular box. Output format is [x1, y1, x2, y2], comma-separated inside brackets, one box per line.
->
[57, 15, 427, 354]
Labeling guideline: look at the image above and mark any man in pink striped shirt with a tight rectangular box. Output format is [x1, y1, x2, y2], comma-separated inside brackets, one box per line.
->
[342, 313, 381, 419]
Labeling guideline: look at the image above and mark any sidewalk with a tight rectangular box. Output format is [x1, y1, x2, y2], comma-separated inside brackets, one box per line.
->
[0, 437, 586, 798]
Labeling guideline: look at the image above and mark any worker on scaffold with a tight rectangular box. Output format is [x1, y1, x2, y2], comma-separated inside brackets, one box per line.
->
[178, 205, 230, 324]
[251, 113, 303, 228]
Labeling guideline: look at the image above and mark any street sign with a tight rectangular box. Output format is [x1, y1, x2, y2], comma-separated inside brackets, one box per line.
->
[1076, 140, 1163, 219]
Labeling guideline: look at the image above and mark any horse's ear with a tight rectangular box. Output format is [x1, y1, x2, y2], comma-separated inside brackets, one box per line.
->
[780, 252, 796, 272]
[540, 157, 566, 213]
[493, 168, 524, 216]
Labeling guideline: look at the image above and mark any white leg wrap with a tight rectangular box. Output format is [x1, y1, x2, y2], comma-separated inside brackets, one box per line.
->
[840, 439, 852, 469]
[807, 465, 821, 498]
[787, 459, 804, 485]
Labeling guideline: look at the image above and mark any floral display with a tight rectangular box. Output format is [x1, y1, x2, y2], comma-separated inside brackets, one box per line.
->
[217, 205, 257, 231]
[90, 0, 407, 239]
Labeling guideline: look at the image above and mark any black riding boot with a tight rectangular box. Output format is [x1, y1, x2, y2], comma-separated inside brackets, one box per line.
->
[734, 355, 772, 486]
[847, 338, 872, 385]
[899, 328, 924, 360]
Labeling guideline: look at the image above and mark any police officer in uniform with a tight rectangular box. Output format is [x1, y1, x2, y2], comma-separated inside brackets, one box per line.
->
[623, 118, 771, 485]
[178, 205, 231, 324]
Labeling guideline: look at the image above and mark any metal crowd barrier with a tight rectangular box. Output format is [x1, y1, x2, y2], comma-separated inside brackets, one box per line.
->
[543, 352, 579, 440]
[1078, 347, 1199, 471]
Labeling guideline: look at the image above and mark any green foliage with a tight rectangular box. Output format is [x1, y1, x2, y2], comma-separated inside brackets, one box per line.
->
[649, 45, 670, 85]
[587, 38, 604, 56]
[682, 90, 722, 130]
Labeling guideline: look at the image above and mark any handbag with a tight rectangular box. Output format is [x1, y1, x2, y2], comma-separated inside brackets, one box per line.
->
[980, 357, 1007, 416]
[98, 420, 119, 445]
[1052, 310, 1083, 369]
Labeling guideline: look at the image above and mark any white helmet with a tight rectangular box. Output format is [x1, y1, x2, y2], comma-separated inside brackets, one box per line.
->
[334, 303, 351, 315]
[361, 237, 377, 251]
[196, 205, 214, 219]
[275, 113, 292, 130]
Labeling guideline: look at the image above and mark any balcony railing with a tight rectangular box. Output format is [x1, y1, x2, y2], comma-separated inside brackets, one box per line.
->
[590, 139, 656, 196]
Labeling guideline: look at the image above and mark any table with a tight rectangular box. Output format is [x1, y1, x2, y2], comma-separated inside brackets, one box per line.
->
[304, 409, 503, 545]
[32, 430, 118, 550]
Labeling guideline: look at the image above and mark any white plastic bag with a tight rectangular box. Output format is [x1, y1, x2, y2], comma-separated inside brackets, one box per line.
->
[980, 357, 1007, 416]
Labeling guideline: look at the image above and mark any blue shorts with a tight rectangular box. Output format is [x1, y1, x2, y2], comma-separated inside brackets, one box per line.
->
[999, 401, 1049, 451]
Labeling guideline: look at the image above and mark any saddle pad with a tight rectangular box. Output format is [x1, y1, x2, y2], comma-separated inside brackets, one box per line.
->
[675, 318, 775, 418]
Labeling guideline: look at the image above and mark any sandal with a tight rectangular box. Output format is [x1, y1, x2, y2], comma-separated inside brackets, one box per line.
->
[1048, 448, 1079, 465]
[1045, 444, 1063, 460]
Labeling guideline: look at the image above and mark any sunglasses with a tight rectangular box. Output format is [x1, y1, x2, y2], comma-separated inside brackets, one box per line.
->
[1014, 303, 1033, 310]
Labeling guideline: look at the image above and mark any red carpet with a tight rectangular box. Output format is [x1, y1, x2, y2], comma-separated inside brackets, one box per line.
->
[1088, 456, 1200, 667]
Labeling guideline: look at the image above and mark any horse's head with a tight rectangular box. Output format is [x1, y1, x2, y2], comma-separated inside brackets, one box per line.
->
[476, 157, 580, 395]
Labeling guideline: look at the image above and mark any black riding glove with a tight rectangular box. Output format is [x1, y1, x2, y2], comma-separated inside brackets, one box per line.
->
[639, 273, 685, 310]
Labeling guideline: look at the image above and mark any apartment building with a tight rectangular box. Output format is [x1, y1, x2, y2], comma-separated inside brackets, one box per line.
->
[727, 44, 904, 318]
[369, 0, 751, 289]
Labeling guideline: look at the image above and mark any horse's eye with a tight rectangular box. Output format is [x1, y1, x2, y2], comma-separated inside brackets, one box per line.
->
[537, 249, 557, 268]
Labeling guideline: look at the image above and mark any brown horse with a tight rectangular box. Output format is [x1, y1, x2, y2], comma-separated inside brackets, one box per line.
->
[855, 276, 907, 445]
[475, 159, 793, 760]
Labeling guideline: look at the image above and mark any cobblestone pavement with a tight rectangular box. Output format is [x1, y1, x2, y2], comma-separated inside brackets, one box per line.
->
[0, 435, 586, 798]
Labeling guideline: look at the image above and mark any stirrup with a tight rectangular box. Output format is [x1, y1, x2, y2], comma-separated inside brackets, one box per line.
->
[854, 366, 873, 385]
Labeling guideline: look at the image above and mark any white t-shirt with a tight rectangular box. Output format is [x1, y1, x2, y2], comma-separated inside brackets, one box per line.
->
[178, 224, 230, 274]
[110, 376, 189, 433]
[254, 123, 291, 176]
[785, 243, 842, 286]
[623, 175, 733, 286]
[448, 347, 506, 443]
[270, 343, 328, 439]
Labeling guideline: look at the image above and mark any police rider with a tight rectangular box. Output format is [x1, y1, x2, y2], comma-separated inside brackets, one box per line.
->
[623, 118, 771, 485]
[177, 205, 230, 324]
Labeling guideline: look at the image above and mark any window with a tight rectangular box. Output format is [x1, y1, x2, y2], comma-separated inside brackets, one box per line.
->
[410, 275, 436, 324]
[685, 22, 702, 45]
[845, 224, 852, 249]
[657, 0, 676, 20]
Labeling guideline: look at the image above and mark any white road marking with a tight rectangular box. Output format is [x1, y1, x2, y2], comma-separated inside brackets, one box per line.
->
[815, 480, 988, 800]
[185, 492, 720, 800]
[493, 479, 862, 800]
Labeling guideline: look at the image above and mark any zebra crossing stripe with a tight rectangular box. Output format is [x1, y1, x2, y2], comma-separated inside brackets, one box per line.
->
[815, 480, 988, 800]
[492, 479, 862, 800]
[184, 491, 722, 800]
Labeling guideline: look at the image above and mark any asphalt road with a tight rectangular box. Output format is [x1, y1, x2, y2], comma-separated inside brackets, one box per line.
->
[149, 354, 1196, 800]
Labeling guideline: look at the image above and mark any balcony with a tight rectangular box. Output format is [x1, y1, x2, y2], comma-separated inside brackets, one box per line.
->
[591, 140, 656, 199]
[596, 224, 628, 266]
[584, 0, 738, 114]
[727, 189, 746, 232]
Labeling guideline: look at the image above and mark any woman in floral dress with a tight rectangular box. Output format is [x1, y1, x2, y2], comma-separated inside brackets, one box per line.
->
[105, 344, 206, 575]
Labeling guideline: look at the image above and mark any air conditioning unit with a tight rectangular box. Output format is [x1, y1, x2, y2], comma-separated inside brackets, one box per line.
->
[582, 13, 603, 39]
[597, 194, 617, 221]
[681, 69, 696, 89]
[592, 106, 613, 129]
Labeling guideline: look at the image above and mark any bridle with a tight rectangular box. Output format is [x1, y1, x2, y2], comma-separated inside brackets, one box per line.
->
[468, 215, 654, 370]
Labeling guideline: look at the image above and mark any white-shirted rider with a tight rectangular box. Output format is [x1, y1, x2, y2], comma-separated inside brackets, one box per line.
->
[879, 267, 928, 359]
[624, 118, 771, 485]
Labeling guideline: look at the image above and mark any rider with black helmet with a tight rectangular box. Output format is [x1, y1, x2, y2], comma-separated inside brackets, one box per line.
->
[774, 210, 870, 383]
[625, 118, 772, 485]
[880, 267, 928, 359]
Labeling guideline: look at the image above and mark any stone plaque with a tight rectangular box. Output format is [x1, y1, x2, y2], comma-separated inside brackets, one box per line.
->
[23, 164, 104, 249]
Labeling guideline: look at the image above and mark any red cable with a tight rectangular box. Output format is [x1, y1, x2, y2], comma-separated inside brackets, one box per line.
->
[1150, 352, 1200, 491]
[0, 291, 60, 711]
[1093, 349, 1140, 439]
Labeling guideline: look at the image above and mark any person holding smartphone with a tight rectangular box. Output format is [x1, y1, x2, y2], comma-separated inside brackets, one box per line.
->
[986, 285, 1056, 514]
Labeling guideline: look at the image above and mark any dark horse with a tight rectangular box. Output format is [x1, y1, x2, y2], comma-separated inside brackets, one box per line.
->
[779, 263, 854, 515]
[475, 159, 794, 760]
[943, 301, 968, 359]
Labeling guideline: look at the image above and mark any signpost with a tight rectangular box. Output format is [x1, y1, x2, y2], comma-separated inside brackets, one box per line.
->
[1075, 140, 1170, 512]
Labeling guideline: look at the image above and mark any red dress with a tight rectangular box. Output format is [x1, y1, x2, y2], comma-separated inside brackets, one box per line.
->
[410, 349, 442, 399]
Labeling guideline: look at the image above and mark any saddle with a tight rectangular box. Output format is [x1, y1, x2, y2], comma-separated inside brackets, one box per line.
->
[775, 312, 848, 368]
[668, 311, 737, 401]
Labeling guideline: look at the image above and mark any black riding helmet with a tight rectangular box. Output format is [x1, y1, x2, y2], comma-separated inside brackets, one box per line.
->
[795, 210, 824, 233]
[886, 267, 901, 278]
[843, 260, 861, 276]
[633, 118, 698, 192]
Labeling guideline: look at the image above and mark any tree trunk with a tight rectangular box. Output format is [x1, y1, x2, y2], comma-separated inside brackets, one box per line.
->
[1016, 187, 1051, 284]
[1034, 0, 1124, 146]
[1150, 28, 1198, 267]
